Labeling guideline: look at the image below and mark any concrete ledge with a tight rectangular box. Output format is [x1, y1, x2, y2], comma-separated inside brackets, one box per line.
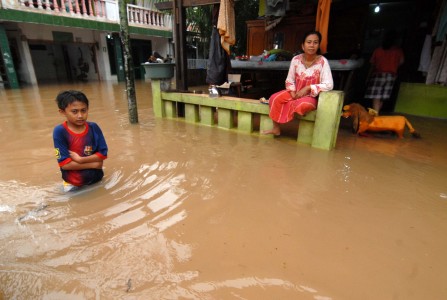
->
[395, 83, 447, 118]
[150, 80, 344, 150]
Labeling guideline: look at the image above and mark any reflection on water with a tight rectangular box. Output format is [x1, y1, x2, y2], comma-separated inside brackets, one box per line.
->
[1, 81, 447, 299]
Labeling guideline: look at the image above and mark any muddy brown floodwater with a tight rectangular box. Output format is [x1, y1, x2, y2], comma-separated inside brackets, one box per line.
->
[0, 80, 446, 300]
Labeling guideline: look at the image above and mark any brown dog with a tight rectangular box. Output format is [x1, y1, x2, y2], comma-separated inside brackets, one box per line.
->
[342, 103, 421, 138]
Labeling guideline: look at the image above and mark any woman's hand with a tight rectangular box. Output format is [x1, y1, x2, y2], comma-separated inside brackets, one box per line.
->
[290, 86, 311, 99]
[295, 86, 311, 98]
[289, 90, 297, 100]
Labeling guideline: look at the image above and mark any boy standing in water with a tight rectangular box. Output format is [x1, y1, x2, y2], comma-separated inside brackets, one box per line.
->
[53, 90, 108, 192]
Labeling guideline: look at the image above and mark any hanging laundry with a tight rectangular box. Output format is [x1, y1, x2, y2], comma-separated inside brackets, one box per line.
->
[418, 34, 432, 74]
[316, 0, 332, 54]
[217, 0, 236, 55]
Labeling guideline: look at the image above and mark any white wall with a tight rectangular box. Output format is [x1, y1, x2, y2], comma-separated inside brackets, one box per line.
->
[14, 23, 171, 82]
[19, 24, 97, 43]
[97, 32, 114, 81]
[149, 36, 172, 58]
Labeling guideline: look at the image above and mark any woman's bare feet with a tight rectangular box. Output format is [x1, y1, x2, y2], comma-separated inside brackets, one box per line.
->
[262, 122, 280, 136]
[262, 128, 280, 136]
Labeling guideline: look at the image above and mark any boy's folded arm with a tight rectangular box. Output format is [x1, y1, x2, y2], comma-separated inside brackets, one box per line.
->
[69, 151, 106, 164]
[79, 154, 104, 164]
[61, 160, 103, 170]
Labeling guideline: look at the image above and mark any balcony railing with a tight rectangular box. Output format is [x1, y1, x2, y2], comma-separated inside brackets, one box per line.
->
[127, 3, 167, 28]
[0, 0, 172, 30]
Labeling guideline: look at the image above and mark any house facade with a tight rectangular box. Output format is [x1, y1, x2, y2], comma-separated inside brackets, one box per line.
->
[0, 0, 174, 87]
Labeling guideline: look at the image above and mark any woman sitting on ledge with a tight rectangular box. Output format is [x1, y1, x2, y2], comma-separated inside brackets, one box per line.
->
[263, 30, 334, 136]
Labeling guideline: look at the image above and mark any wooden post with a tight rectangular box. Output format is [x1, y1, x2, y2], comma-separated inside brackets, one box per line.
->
[119, 0, 138, 124]
[150, 79, 163, 118]
[311, 90, 344, 150]
[173, 0, 188, 91]
[217, 108, 234, 129]
[238, 111, 253, 133]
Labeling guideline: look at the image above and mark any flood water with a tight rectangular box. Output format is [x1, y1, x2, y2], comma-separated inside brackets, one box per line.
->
[0, 80, 446, 300]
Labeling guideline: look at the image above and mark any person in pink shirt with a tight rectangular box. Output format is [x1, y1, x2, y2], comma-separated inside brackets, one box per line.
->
[365, 30, 404, 114]
[263, 31, 334, 136]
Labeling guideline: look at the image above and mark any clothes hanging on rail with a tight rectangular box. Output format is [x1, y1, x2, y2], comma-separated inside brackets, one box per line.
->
[217, 0, 235, 55]
[316, 0, 332, 54]
[418, 34, 432, 75]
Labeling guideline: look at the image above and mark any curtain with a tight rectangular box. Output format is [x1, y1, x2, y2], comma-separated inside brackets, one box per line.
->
[315, 0, 331, 54]
[426, 0, 447, 84]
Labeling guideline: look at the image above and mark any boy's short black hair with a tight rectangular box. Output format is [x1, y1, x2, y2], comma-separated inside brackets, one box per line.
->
[56, 90, 89, 110]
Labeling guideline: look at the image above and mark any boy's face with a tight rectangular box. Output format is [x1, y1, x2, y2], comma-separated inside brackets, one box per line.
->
[59, 100, 89, 129]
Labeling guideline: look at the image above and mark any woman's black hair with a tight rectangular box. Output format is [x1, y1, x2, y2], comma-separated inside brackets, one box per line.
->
[302, 30, 323, 54]
[56, 90, 89, 110]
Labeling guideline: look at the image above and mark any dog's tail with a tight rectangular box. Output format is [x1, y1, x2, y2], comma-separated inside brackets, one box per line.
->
[404, 117, 421, 138]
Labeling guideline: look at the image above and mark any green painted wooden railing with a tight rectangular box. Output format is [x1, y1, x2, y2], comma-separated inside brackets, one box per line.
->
[150, 79, 344, 150]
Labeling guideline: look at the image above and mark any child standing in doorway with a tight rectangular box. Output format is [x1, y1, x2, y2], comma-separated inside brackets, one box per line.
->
[53, 90, 108, 192]
[365, 30, 404, 115]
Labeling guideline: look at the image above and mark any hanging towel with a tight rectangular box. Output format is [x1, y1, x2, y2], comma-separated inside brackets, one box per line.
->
[217, 0, 236, 55]
[316, 0, 332, 54]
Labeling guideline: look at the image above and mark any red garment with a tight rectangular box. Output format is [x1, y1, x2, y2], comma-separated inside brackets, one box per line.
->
[268, 54, 333, 123]
[371, 47, 404, 75]
[269, 91, 317, 122]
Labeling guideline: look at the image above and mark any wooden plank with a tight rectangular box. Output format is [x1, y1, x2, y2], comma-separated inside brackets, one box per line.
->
[297, 120, 314, 145]
[164, 101, 177, 118]
[155, 2, 173, 10]
[238, 111, 253, 133]
[311, 90, 344, 150]
[184, 0, 220, 5]
[150, 80, 164, 117]
[200, 106, 215, 126]
[185, 103, 200, 122]
[217, 108, 234, 129]
[161, 92, 319, 121]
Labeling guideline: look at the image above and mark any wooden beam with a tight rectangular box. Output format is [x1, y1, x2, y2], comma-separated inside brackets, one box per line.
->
[183, 0, 221, 6]
[155, 2, 173, 10]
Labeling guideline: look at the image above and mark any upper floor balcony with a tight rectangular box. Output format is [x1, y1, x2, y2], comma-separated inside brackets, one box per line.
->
[0, 0, 173, 32]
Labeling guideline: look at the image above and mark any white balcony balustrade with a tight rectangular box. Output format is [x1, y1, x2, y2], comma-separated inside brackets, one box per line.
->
[0, 0, 172, 30]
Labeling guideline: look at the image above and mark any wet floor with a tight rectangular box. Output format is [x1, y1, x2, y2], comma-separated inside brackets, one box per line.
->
[0, 80, 446, 299]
